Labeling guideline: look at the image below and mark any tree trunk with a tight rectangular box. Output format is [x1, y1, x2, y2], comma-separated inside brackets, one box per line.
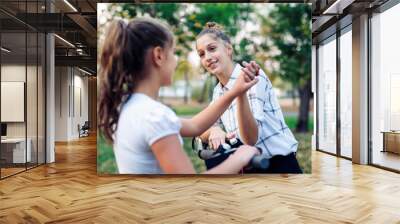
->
[199, 75, 211, 103]
[292, 90, 296, 108]
[295, 78, 312, 133]
[199, 79, 207, 103]
[183, 72, 189, 104]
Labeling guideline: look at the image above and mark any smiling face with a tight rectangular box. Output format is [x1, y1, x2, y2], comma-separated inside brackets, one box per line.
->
[196, 34, 233, 76]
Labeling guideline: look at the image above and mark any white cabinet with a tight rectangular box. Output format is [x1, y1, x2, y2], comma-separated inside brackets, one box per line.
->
[1, 138, 32, 163]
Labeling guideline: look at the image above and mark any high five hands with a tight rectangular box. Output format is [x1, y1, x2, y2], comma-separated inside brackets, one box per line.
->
[232, 61, 261, 95]
[241, 61, 260, 83]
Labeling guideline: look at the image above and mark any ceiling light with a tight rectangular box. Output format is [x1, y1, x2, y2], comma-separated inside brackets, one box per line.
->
[322, 0, 355, 15]
[1, 47, 11, 53]
[63, 0, 78, 12]
[323, 0, 340, 14]
[78, 67, 92, 76]
[54, 34, 75, 48]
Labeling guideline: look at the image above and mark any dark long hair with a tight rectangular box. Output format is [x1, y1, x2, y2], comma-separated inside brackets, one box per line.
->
[98, 18, 173, 143]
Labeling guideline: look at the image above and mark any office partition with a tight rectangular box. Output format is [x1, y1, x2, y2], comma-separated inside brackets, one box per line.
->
[0, 0, 47, 179]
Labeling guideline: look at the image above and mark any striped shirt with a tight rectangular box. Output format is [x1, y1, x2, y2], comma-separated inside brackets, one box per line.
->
[211, 63, 298, 159]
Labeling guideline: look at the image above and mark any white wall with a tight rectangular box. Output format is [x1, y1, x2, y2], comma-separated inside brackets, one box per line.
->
[1, 65, 32, 138]
[1, 82, 25, 122]
[55, 67, 89, 141]
[55, 66, 69, 141]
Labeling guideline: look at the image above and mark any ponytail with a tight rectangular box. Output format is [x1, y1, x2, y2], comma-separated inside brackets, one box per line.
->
[98, 18, 173, 143]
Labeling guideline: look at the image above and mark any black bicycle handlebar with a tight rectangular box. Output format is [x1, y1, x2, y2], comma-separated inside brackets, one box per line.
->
[193, 137, 270, 170]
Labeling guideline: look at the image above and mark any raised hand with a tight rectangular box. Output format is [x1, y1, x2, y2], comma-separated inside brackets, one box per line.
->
[241, 61, 260, 83]
[231, 61, 260, 95]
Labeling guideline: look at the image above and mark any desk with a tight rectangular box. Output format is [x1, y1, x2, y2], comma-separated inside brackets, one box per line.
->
[381, 131, 400, 155]
[1, 138, 31, 163]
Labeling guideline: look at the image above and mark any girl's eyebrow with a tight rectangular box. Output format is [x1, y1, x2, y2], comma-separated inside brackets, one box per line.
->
[206, 42, 216, 47]
[197, 42, 216, 52]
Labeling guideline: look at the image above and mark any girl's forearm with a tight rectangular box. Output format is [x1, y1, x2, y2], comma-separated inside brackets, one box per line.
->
[236, 94, 258, 145]
[202, 153, 245, 174]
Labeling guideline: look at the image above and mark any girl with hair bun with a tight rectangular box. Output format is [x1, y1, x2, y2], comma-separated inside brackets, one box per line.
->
[196, 21, 302, 173]
[98, 18, 261, 174]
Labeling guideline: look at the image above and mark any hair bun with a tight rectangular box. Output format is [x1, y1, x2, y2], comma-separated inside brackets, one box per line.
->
[198, 21, 231, 45]
[205, 22, 222, 30]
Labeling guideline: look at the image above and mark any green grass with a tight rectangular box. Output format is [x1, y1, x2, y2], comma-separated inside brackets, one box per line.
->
[172, 105, 203, 116]
[294, 132, 311, 174]
[284, 115, 314, 131]
[97, 106, 312, 174]
[97, 133, 118, 174]
[182, 137, 206, 173]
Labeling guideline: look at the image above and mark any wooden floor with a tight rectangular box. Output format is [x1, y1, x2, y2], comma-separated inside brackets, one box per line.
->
[372, 150, 400, 171]
[1, 167, 26, 178]
[1, 135, 400, 223]
[1, 163, 45, 178]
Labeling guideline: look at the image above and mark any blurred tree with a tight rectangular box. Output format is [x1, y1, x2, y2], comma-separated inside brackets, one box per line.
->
[105, 3, 262, 104]
[184, 3, 256, 102]
[111, 3, 181, 27]
[108, 3, 195, 103]
[199, 75, 217, 103]
[260, 4, 312, 132]
[175, 59, 194, 104]
[185, 3, 255, 62]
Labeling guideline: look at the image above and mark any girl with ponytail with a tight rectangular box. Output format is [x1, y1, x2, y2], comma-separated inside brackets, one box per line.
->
[98, 18, 260, 174]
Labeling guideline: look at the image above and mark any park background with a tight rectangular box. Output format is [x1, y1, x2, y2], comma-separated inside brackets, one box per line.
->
[97, 3, 313, 174]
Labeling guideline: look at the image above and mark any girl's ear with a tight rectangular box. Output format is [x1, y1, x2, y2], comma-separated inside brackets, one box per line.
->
[152, 46, 165, 67]
[226, 43, 233, 58]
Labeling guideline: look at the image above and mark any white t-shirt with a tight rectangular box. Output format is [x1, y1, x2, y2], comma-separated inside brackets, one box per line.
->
[114, 93, 182, 174]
